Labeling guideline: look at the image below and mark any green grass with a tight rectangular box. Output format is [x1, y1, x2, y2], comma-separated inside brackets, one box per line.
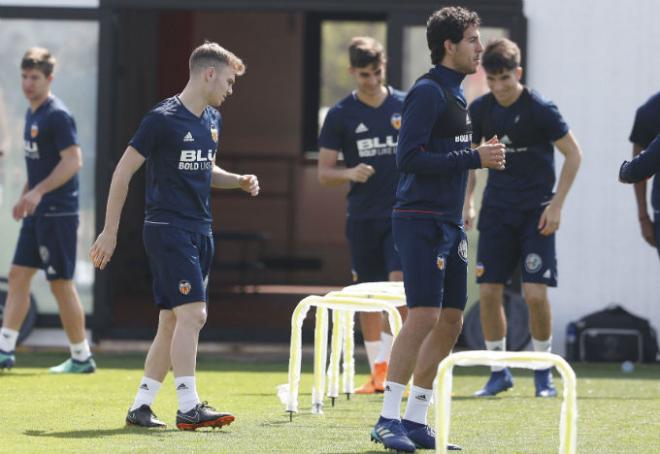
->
[2, 352, 659, 453]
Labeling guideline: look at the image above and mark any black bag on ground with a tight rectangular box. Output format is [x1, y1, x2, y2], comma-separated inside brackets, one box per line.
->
[565, 305, 659, 363]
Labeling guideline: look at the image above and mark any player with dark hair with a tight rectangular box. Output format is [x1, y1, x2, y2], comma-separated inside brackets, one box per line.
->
[90, 42, 259, 429]
[318, 36, 406, 394]
[370, 7, 506, 452]
[464, 38, 582, 397]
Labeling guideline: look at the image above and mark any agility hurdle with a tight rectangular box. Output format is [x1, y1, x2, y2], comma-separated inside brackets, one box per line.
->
[284, 283, 406, 419]
[434, 351, 577, 454]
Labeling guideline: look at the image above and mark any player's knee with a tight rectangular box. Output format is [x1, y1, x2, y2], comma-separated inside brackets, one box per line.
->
[8, 266, 35, 290]
[158, 311, 177, 334]
[479, 284, 503, 304]
[525, 293, 548, 309]
[176, 305, 207, 330]
[440, 310, 463, 336]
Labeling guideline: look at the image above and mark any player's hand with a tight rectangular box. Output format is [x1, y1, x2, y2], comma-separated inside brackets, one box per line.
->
[239, 174, 260, 196]
[476, 137, 506, 170]
[20, 188, 43, 217]
[639, 214, 656, 247]
[90, 231, 117, 270]
[462, 204, 476, 230]
[348, 163, 375, 183]
[538, 202, 561, 236]
[12, 199, 27, 221]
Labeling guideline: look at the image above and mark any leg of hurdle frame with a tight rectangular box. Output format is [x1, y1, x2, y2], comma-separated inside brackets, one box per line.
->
[327, 309, 343, 407]
[311, 306, 329, 414]
[433, 351, 577, 454]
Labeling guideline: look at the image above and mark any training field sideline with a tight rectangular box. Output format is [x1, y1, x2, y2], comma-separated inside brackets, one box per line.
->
[1, 353, 658, 453]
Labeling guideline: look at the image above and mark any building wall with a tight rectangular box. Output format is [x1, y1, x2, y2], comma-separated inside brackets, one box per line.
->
[524, 0, 660, 353]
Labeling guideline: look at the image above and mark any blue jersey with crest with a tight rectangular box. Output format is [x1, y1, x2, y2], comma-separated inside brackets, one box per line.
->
[469, 88, 569, 210]
[23, 95, 79, 215]
[629, 92, 660, 211]
[319, 87, 405, 219]
[130, 96, 221, 235]
[394, 65, 481, 225]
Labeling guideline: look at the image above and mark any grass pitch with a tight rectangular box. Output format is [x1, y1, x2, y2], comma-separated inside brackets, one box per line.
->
[1, 352, 659, 453]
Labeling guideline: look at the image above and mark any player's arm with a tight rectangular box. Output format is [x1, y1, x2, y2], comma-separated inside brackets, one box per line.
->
[538, 131, 582, 236]
[624, 142, 656, 246]
[463, 167, 477, 230]
[16, 144, 82, 218]
[397, 85, 504, 175]
[211, 164, 259, 196]
[90, 146, 145, 270]
[317, 148, 374, 186]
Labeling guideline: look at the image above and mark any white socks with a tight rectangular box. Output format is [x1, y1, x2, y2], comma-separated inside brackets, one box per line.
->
[0, 327, 19, 352]
[70, 339, 92, 361]
[375, 332, 393, 364]
[364, 340, 380, 373]
[403, 385, 432, 425]
[380, 380, 406, 420]
[485, 338, 506, 372]
[131, 377, 162, 411]
[175, 376, 200, 413]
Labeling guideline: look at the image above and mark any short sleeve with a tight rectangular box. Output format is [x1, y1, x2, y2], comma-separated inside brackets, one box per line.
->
[318, 106, 344, 151]
[468, 96, 484, 145]
[51, 110, 78, 152]
[129, 113, 162, 158]
[532, 97, 570, 142]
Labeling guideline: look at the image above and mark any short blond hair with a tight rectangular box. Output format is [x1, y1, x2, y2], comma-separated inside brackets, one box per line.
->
[21, 47, 56, 77]
[189, 41, 246, 76]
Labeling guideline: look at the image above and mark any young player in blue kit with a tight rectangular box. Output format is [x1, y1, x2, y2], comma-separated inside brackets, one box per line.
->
[0, 48, 94, 373]
[317, 37, 406, 394]
[464, 39, 582, 397]
[627, 92, 660, 255]
[371, 8, 506, 452]
[90, 42, 259, 429]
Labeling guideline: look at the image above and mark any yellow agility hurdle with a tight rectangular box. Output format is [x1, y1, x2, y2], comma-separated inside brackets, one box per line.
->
[284, 283, 406, 420]
[434, 351, 578, 454]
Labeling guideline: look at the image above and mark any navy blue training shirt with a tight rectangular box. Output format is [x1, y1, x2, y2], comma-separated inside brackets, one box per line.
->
[23, 95, 79, 215]
[319, 87, 405, 219]
[394, 65, 481, 224]
[130, 96, 221, 235]
[629, 92, 660, 211]
[620, 135, 660, 184]
[469, 88, 569, 210]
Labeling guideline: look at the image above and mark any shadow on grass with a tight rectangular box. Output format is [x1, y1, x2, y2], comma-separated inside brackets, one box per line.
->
[24, 426, 233, 439]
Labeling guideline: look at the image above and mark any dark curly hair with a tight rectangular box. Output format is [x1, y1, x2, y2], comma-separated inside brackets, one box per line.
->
[426, 6, 481, 65]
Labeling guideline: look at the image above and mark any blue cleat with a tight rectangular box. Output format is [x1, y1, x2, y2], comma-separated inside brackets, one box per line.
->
[371, 416, 416, 452]
[0, 350, 15, 370]
[534, 368, 557, 397]
[474, 368, 514, 397]
[402, 419, 462, 451]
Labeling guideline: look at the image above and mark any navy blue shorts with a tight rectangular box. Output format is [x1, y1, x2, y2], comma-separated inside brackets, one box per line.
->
[476, 206, 557, 287]
[393, 217, 468, 310]
[12, 214, 78, 280]
[143, 225, 214, 309]
[346, 217, 401, 283]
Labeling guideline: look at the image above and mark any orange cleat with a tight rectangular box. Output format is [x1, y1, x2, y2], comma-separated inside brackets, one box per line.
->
[372, 361, 388, 392]
[355, 377, 378, 394]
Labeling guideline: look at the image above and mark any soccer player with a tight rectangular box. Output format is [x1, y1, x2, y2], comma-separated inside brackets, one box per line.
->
[0, 48, 93, 373]
[317, 36, 406, 394]
[627, 92, 660, 254]
[620, 136, 660, 191]
[464, 38, 582, 397]
[371, 7, 506, 452]
[89, 42, 259, 429]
